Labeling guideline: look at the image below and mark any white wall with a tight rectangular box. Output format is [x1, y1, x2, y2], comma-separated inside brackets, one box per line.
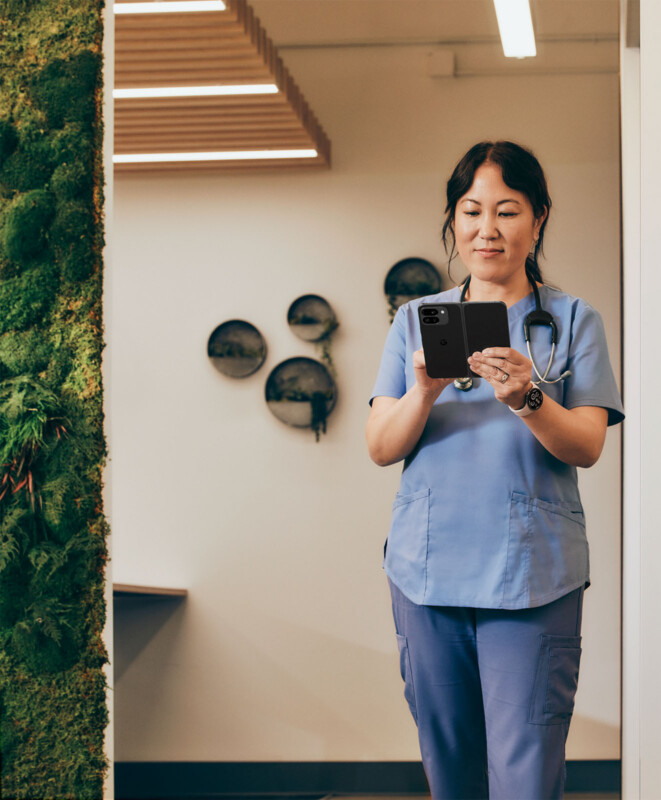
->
[621, 0, 661, 796]
[111, 45, 622, 761]
[620, 1, 640, 794]
[637, 1, 661, 788]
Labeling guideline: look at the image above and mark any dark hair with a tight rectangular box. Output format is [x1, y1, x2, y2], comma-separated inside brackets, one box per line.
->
[441, 141, 551, 284]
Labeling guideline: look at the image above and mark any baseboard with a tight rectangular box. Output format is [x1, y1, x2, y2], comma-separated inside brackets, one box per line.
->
[115, 760, 620, 799]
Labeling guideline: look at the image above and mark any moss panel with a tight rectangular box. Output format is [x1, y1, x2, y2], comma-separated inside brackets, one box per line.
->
[0, 1, 108, 797]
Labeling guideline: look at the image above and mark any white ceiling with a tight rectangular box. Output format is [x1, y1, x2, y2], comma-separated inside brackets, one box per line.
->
[249, 0, 619, 48]
[248, 0, 620, 77]
[111, 0, 621, 170]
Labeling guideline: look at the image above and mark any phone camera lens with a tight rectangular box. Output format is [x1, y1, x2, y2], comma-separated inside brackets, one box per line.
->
[422, 308, 438, 315]
[423, 317, 439, 324]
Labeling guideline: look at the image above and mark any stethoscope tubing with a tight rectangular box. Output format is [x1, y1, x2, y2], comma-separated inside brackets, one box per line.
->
[453, 275, 570, 391]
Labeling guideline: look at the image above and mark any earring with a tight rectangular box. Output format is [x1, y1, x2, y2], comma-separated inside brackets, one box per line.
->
[529, 237, 538, 255]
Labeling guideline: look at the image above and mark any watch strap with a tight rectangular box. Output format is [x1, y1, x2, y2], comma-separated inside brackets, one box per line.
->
[510, 400, 535, 417]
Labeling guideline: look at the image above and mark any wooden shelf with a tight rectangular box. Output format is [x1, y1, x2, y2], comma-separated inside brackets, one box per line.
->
[113, 583, 188, 598]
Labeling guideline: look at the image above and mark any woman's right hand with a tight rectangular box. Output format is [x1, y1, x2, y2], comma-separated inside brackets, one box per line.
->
[366, 349, 453, 466]
[412, 348, 454, 400]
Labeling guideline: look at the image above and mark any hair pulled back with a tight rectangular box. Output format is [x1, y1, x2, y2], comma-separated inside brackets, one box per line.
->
[441, 141, 551, 284]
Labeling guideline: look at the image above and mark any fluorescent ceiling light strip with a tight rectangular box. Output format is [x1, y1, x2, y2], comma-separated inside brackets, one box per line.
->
[114, 149, 318, 163]
[114, 84, 278, 99]
[114, 1, 226, 14]
[493, 0, 536, 58]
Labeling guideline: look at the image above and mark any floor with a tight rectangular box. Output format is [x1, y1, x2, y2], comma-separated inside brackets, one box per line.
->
[121, 791, 620, 799]
[200, 794, 619, 800]
[120, 782, 621, 799]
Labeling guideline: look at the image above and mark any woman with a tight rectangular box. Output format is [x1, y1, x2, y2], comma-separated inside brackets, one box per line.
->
[366, 141, 624, 800]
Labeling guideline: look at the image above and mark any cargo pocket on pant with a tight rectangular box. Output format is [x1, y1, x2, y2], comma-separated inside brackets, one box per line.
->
[395, 633, 418, 724]
[529, 634, 582, 725]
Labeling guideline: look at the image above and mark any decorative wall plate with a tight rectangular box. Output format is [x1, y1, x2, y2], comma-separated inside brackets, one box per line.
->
[207, 319, 267, 378]
[287, 294, 337, 342]
[265, 356, 337, 438]
[384, 257, 441, 316]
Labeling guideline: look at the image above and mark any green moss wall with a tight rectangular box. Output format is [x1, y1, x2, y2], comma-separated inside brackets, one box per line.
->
[0, 0, 108, 797]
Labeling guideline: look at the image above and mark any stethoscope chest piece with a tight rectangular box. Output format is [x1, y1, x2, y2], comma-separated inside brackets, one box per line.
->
[454, 377, 473, 391]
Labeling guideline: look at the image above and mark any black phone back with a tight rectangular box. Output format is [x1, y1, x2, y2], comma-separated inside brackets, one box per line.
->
[418, 303, 467, 379]
[463, 302, 510, 376]
[418, 301, 510, 379]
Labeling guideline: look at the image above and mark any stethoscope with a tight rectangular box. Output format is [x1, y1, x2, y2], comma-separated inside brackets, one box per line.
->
[453, 275, 572, 392]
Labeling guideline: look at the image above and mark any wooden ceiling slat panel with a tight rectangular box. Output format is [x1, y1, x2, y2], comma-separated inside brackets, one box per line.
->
[115, 131, 306, 141]
[115, 127, 306, 139]
[115, 137, 314, 149]
[117, 162, 328, 175]
[116, 123, 314, 137]
[116, 72, 273, 83]
[115, 137, 315, 152]
[117, 49, 269, 65]
[116, 111, 297, 125]
[116, 29, 249, 46]
[116, 79, 274, 90]
[116, 153, 327, 168]
[115, 97, 294, 112]
[116, 143, 314, 153]
[115, 116, 301, 130]
[115, 14, 247, 31]
[115, 123, 307, 135]
[115, 91, 289, 105]
[114, 0, 330, 172]
[114, 123, 311, 138]
[116, 36, 258, 51]
[115, 121, 299, 136]
[116, 24, 247, 39]
[115, 139, 313, 151]
[116, 68, 273, 82]
[115, 100, 295, 114]
[116, 58, 268, 73]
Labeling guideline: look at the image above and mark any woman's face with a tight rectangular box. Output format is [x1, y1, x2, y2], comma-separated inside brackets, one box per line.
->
[453, 162, 545, 287]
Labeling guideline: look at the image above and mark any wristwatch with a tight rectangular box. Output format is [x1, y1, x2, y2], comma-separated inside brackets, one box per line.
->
[510, 385, 543, 417]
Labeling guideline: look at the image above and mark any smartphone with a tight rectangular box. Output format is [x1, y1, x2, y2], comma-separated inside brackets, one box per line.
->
[463, 302, 511, 376]
[418, 303, 467, 379]
[418, 301, 510, 379]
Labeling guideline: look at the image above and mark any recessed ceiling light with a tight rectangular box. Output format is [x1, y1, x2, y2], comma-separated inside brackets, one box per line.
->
[493, 0, 536, 59]
[113, 149, 319, 163]
[114, 85, 278, 99]
[114, 1, 226, 14]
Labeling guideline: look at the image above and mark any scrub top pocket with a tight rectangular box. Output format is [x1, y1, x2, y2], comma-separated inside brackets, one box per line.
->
[385, 488, 430, 605]
[529, 634, 582, 725]
[505, 492, 589, 607]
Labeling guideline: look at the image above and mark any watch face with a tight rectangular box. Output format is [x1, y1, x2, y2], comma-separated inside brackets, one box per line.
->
[527, 386, 543, 410]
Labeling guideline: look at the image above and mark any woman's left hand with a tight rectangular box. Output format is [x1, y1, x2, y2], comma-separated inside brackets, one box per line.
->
[467, 347, 531, 409]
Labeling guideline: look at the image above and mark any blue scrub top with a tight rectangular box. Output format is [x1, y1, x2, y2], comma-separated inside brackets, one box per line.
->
[370, 285, 624, 610]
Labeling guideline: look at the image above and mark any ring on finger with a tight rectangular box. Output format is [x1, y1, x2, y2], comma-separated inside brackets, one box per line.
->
[500, 371, 510, 384]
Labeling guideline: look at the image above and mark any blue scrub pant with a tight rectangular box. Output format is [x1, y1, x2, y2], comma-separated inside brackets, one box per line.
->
[389, 579, 584, 800]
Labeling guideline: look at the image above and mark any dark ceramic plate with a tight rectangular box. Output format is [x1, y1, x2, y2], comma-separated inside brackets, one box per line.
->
[265, 357, 337, 429]
[207, 319, 267, 378]
[287, 294, 337, 342]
